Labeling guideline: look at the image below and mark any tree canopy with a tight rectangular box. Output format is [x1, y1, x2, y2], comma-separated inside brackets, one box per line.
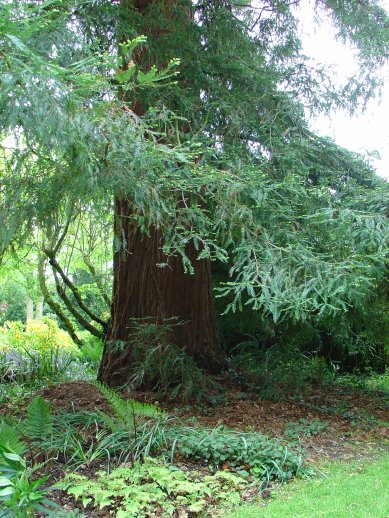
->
[0, 0, 388, 335]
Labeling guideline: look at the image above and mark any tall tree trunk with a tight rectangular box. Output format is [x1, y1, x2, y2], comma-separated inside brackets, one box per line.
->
[98, 0, 225, 386]
[26, 295, 34, 322]
[35, 296, 44, 320]
[98, 199, 225, 386]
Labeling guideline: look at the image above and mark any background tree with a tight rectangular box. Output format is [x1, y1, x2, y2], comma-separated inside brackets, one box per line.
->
[0, 247, 42, 324]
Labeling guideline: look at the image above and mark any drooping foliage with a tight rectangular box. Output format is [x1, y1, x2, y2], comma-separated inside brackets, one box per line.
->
[0, 0, 388, 356]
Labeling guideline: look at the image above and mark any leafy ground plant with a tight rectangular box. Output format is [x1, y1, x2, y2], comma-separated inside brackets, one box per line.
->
[166, 425, 307, 481]
[57, 457, 249, 517]
[283, 419, 328, 439]
[338, 370, 389, 394]
[0, 442, 60, 517]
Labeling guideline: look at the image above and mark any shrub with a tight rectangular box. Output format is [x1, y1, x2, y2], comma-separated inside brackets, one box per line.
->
[1, 318, 77, 354]
[229, 336, 336, 399]
[0, 319, 99, 383]
[77, 332, 103, 370]
[0, 281, 26, 325]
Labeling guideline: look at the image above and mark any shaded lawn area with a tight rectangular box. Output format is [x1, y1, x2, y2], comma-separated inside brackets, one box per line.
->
[228, 453, 389, 518]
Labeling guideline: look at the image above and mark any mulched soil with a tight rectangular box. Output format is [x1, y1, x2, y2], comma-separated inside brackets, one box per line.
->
[41, 381, 111, 414]
[182, 384, 389, 461]
[38, 379, 389, 461]
[40, 380, 161, 413]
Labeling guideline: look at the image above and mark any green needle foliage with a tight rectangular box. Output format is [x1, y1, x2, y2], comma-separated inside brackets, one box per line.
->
[0, 0, 388, 338]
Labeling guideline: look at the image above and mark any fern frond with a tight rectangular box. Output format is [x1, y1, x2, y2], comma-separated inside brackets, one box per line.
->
[130, 400, 165, 419]
[25, 396, 53, 440]
[93, 382, 133, 430]
[97, 411, 126, 433]
[93, 382, 164, 432]
[0, 422, 25, 455]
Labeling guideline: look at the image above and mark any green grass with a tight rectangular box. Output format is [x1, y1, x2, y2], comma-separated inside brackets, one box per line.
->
[338, 370, 389, 394]
[227, 454, 389, 518]
[365, 370, 389, 393]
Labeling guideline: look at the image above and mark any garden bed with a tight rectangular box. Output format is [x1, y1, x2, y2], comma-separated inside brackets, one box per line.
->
[1, 379, 388, 517]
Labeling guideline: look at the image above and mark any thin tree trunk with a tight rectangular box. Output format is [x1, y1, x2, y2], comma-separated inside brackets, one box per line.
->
[26, 295, 34, 322]
[38, 255, 83, 347]
[35, 296, 44, 320]
[45, 250, 107, 329]
[51, 269, 103, 339]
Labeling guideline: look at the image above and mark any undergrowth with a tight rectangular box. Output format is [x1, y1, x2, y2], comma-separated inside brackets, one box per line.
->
[1, 371, 387, 516]
[338, 369, 389, 394]
[0, 322, 101, 388]
[0, 420, 60, 516]
[57, 458, 249, 517]
[229, 337, 336, 400]
[283, 419, 328, 439]
[125, 319, 208, 402]
[0, 384, 314, 516]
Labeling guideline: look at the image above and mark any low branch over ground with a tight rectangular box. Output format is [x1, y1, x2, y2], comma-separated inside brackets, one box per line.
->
[52, 269, 104, 339]
[44, 248, 108, 331]
[37, 255, 83, 347]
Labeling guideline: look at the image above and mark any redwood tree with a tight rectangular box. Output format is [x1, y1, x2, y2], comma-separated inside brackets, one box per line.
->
[97, 0, 227, 383]
[1, 0, 389, 388]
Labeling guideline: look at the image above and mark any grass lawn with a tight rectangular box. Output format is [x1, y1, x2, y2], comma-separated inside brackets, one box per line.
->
[228, 453, 389, 518]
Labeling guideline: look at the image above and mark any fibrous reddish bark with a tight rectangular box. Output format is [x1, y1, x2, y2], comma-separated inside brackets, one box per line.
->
[98, 199, 225, 385]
